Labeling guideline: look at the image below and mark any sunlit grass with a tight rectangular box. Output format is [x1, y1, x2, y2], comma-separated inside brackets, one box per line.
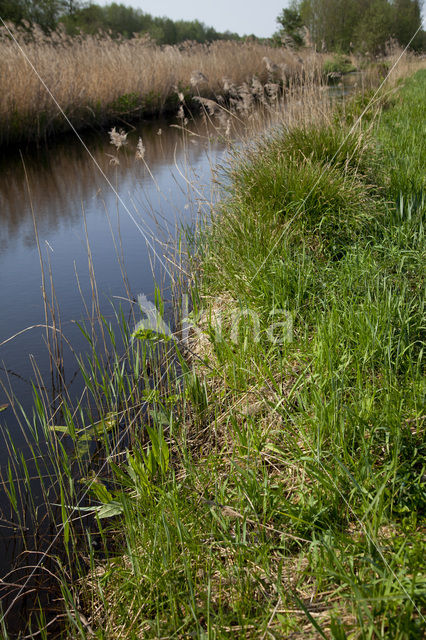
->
[1, 66, 425, 638]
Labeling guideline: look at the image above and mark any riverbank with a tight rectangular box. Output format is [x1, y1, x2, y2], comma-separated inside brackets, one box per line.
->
[0, 27, 326, 148]
[1, 59, 425, 637]
[61, 68, 426, 638]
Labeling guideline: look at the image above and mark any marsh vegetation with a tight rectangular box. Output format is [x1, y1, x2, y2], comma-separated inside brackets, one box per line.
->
[0, 24, 424, 637]
[0, 25, 325, 146]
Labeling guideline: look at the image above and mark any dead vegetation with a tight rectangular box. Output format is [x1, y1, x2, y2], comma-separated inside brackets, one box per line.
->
[0, 24, 325, 146]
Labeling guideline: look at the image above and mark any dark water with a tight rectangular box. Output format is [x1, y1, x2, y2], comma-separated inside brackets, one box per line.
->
[0, 120, 222, 410]
[0, 118, 225, 632]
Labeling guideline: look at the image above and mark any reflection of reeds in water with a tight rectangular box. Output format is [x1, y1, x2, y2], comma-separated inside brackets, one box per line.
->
[0, 23, 326, 145]
[0, 117, 213, 249]
[2, 69, 333, 253]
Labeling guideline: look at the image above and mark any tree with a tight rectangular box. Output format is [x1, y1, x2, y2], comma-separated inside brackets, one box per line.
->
[29, 0, 65, 31]
[290, 0, 425, 53]
[60, 3, 105, 34]
[1, 0, 243, 44]
[392, 0, 423, 50]
[61, 0, 81, 15]
[354, 0, 393, 53]
[275, 5, 305, 46]
[298, 0, 364, 51]
[0, 0, 27, 23]
[104, 3, 144, 37]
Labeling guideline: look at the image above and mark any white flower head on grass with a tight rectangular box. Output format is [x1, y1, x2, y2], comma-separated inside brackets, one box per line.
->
[109, 126, 128, 150]
[135, 137, 145, 161]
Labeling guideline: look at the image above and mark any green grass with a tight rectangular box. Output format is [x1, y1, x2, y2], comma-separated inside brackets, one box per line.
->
[3, 70, 425, 638]
[375, 71, 426, 198]
[59, 69, 424, 639]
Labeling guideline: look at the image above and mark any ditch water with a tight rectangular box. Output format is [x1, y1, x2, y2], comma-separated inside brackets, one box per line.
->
[0, 117, 226, 633]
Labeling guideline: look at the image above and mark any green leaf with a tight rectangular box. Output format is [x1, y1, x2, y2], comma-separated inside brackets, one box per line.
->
[90, 481, 113, 504]
[0, 404, 9, 413]
[49, 425, 70, 434]
[76, 435, 92, 457]
[103, 411, 119, 431]
[97, 501, 123, 519]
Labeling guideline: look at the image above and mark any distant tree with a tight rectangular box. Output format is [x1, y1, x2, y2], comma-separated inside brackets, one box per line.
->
[60, 3, 105, 34]
[1, 0, 244, 44]
[62, 0, 81, 14]
[29, 0, 65, 31]
[289, 0, 425, 53]
[0, 0, 27, 23]
[104, 3, 144, 37]
[275, 4, 305, 46]
[298, 0, 363, 51]
[222, 29, 241, 41]
[0, 0, 82, 31]
[392, 0, 423, 50]
[354, 0, 393, 53]
[160, 17, 177, 44]
[174, 20, 215, 44]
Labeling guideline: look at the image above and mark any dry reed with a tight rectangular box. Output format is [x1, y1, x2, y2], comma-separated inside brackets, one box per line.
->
[0, 24, 325, 146]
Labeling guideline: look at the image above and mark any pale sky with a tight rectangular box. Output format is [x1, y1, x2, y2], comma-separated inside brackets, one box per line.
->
[96, 1, 289, 38]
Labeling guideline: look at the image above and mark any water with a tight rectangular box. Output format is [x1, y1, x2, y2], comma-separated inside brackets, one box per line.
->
[0, 117, 225, 632]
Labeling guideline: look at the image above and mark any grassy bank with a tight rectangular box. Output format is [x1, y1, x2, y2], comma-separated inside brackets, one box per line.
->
[1, 64, 425, 637]
[0, 26, 326, 147]
[47, 69, 424, 638]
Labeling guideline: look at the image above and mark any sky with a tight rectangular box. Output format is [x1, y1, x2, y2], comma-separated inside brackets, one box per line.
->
[96, 1, 426, 37]
[96, 0, 289, 38]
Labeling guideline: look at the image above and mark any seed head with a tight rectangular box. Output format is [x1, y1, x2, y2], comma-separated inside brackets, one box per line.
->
[190, 70, 208, 86]
[109, 127, 128, 150]
[135, 137, 145, 161]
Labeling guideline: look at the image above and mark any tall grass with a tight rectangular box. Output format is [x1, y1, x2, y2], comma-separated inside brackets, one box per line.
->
[0, 24, 326, 146]
[62, 70, 424, 639]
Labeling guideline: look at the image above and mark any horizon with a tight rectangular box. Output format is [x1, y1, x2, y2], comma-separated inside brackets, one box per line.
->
[95, 0, 289, 38]
[95, 0, 426, 39]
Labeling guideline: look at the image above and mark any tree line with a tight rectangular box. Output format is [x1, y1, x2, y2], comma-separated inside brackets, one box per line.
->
[2, 0, 423, 51]
[0, 1, 241, 44]
[276, 0, 425, 53]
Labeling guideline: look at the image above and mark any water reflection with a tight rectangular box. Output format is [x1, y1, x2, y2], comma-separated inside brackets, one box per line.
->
[0, 116, 224, 446]
[0, 119, 218, 251]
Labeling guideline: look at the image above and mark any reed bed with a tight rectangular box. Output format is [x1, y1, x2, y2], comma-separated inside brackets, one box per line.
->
[0, 24, 326, 146]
